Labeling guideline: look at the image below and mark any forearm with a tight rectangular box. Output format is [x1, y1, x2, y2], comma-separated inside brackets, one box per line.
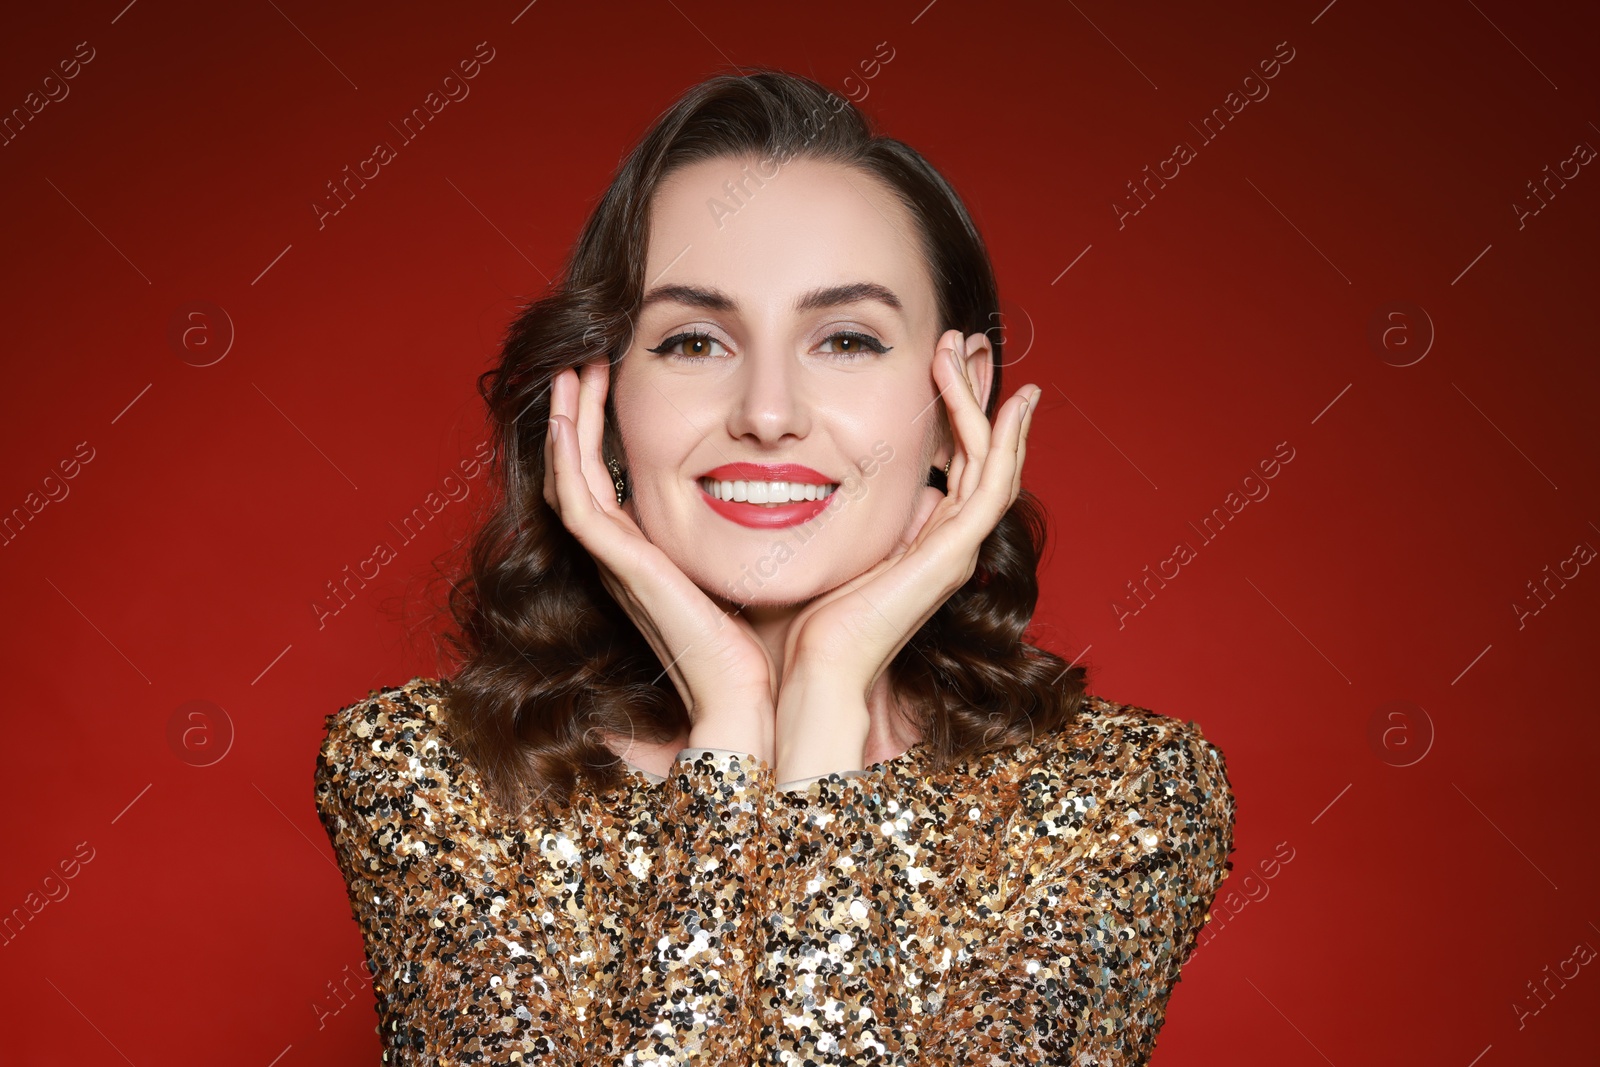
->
[610, 747, 775, 1059]
[772, 670, 871, 784]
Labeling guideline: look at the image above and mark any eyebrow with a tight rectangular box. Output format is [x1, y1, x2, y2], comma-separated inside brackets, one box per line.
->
[639, 281, 903, 316]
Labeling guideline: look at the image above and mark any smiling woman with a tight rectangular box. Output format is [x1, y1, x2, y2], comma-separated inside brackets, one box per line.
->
[313, 67, 1234, 1065]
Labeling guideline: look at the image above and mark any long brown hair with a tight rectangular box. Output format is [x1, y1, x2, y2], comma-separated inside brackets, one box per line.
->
[433, 67, 1089, 816]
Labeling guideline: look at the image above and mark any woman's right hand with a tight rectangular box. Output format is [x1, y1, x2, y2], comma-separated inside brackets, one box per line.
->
[543, 358, 777, 763]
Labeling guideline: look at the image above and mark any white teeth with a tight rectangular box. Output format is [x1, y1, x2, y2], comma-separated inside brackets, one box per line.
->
[700, 478, 837, 504]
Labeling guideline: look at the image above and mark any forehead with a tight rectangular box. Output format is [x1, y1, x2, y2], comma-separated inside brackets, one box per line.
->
[642, 155, 936, 325]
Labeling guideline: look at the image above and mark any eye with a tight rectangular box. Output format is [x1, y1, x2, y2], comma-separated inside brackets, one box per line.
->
[646, 331, 729, 361]
[816, 331, 892, 359]
[645, 329, 893, 362]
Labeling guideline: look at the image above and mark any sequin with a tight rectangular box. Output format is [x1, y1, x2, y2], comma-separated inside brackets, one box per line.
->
[314, 676, 1234, 1064]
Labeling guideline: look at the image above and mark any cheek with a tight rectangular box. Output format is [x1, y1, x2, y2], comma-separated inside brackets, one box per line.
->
[617, 371, 724, 463]
[878, 399, 942, 479]
[613, 386, 675, 467]
[844, 432, 927, 515]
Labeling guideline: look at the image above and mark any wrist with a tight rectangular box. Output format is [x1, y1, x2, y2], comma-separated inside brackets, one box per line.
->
[777, 665, 869, 708]
[687, 713, 775, 765]
[773, 676, 871, 781]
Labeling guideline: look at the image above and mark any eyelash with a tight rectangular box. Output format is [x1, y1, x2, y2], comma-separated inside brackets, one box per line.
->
[646, 330, 891, 362]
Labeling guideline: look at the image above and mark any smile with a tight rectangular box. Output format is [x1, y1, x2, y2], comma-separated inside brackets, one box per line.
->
[697, 477, 838, 504]
[694, 463, 841, 529]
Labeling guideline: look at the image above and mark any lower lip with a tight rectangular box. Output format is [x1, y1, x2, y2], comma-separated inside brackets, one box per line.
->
[699, 485, 836, 528]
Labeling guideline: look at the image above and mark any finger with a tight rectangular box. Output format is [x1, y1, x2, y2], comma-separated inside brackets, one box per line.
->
[1014, 385, 1039, 500]
[936, 332, 992, 501]
[1011, 408, 1026, 503]
[545, 368, 586, 511]
[934, 385, 1027, 551]
[574, 359, 619, 508]
[548, 364, 575, 427]
[971, 387, 1033, 522]
[542, 372, 568, 511]
[934, 330, 973, 493]
[549, 413, 607, 529]
[575, 359, 606, 460]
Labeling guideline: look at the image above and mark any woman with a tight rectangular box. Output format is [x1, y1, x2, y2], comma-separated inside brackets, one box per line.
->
[314, 68, 1234, 1065]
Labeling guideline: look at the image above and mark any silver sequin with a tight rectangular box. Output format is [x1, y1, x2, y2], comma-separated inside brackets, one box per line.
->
[314, 676, 1235, 1064]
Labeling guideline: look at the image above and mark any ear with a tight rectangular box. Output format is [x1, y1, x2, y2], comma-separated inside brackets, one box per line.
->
[957, 330, 995, 415]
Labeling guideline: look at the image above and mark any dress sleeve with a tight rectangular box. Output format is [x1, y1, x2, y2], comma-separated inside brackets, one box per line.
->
[939, 719, 1236, 1065]
[314, 692, 590, 1063]
[605, 746, 776, 1061]
[315, 688, 779, 1063]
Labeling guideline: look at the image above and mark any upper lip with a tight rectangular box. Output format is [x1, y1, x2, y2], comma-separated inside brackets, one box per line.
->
[698, 462, 836, 485]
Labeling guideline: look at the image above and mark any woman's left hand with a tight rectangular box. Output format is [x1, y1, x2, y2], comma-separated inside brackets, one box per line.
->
[772, 329, 1041, 780]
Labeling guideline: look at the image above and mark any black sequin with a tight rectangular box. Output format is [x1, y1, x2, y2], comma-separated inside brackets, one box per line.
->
[314, 677, 1234, 1064]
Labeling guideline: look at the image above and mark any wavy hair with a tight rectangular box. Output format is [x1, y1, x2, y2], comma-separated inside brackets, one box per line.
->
[433, 67, 1090, 816]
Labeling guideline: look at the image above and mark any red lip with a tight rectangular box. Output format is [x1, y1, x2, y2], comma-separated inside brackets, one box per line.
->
[695, 462, 839, 529]
[698, 462, 835, 485]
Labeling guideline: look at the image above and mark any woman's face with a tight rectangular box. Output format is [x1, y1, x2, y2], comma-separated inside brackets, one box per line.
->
[611, 154, 990, 610]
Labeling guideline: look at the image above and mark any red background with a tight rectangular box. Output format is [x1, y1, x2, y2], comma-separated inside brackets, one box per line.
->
[2, 1, 1596, 1062]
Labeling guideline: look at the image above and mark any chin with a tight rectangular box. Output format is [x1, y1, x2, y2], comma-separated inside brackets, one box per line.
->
[689, 552, 840, 610]
[707, 569, 818, 610]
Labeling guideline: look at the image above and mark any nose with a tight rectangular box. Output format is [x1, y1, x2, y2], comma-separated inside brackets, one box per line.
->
[725, 343, 811, 445]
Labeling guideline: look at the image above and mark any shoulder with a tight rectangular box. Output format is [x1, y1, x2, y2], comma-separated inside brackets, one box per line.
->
[1069, 693, 1230, 788]
[1007, 693, 1235, 849]
[314, 675, 453, 780]
[313, 675, 487, 832]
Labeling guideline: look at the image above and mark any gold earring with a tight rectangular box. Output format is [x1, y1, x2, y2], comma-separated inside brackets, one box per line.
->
[606, 456, 626, 505]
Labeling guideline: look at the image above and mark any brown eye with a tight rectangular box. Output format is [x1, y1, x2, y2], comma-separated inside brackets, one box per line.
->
[647, 331, 729, 360]
[818, 331, 891, 358]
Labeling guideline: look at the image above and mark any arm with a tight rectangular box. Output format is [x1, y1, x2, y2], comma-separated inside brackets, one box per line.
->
[937, 720, 1236, 1064]
[314, 693, 588, 1062]
[770, 670, 871, 785]
[607, 746, 777, 1061]
[315, 686, 778, 1063]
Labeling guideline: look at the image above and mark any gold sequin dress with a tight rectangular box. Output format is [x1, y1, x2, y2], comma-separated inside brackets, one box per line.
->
[313, 676, 1235, 1065]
